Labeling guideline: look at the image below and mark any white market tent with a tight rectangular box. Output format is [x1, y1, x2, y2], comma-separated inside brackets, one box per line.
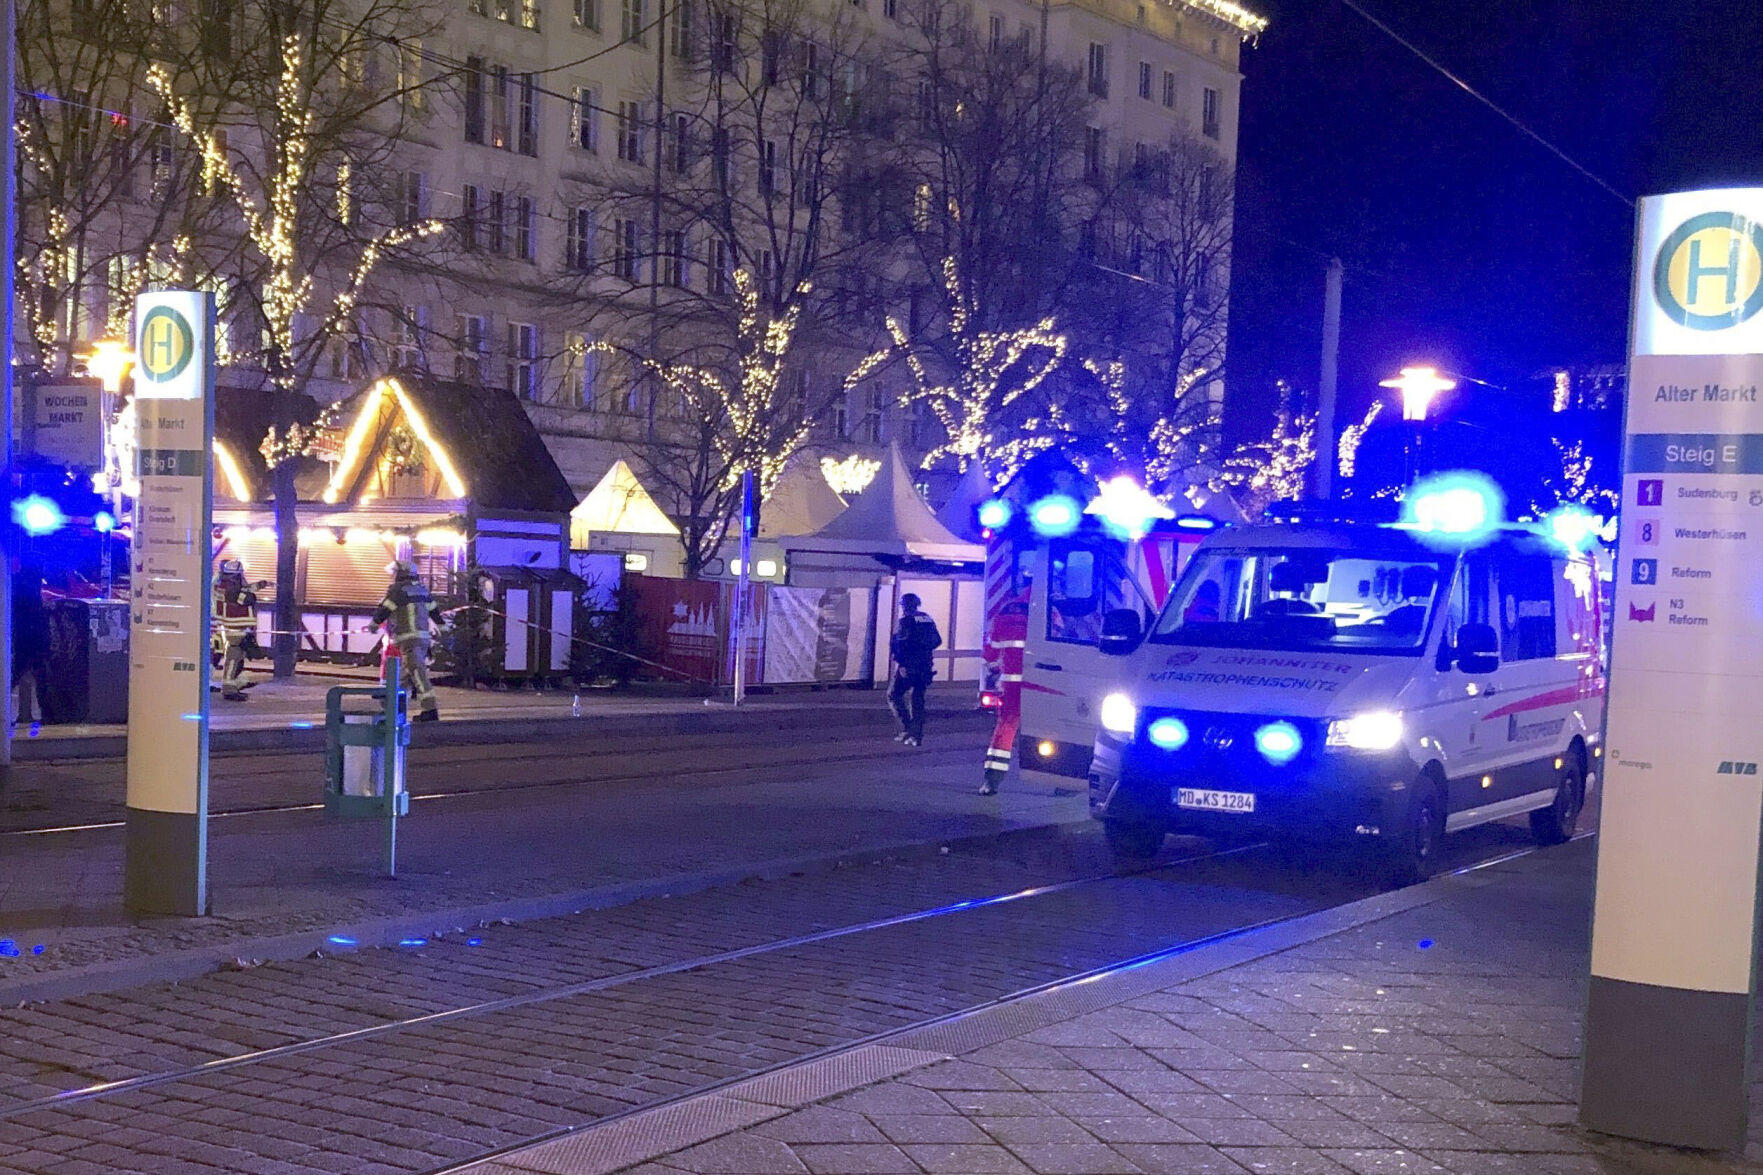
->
[570, 459, 680, 549]
[783, 443, 984, 568]
[934, 459, 995, 543]
[759, 452, 848, 538]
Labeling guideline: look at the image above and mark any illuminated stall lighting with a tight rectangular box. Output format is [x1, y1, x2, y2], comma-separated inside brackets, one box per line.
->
[212, 439, 254, 502]
[415, 528, 467, 548]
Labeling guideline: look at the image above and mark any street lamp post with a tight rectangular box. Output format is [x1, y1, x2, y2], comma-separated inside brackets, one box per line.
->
[1379, 365, 1457, 484]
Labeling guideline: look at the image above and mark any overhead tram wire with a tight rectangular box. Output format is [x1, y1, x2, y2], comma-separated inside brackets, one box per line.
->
[1339, 0, 1633, 209]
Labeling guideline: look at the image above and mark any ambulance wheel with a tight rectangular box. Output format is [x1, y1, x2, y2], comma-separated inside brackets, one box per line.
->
[1104, 821, 1163, 864]
[1385, 775, 1444, 887]
[1530, 757, 1584, 846]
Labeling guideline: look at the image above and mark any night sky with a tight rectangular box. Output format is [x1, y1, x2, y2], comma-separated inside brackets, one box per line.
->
[1227, 0, 1763, 429]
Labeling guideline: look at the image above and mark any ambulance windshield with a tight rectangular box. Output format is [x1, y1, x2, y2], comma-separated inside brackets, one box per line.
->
[1151, 546, 1453, 655]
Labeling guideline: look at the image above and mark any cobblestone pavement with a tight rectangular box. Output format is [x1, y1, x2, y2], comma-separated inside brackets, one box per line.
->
[0, 819, 1545, 1174]
[497, 839, 1760, 1175]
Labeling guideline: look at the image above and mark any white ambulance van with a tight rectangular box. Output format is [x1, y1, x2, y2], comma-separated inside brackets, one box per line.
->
[1087, 518, 1605, 881]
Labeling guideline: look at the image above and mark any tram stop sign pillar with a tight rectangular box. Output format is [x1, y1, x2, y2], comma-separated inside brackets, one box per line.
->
[123, 291, 215, 916]
[1583, 188, 1763, 1150]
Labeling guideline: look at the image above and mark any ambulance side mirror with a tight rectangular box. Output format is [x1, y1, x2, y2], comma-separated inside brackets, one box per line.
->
[1453, 622, 1500, 675]
[1100, 608, 1143, 656]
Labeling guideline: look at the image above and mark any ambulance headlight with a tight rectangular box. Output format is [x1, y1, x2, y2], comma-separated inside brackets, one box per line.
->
[1326, 711, 1405, 751]
[1100, 692, 1138, 735]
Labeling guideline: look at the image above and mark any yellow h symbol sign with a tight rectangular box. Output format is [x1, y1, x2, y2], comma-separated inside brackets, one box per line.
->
[146, 314, 179, 370]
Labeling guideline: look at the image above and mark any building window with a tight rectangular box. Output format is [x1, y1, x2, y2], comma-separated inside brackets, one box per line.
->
[711, 126, 733, 188]
[394, 306, 428, 370]
[398, 41, 427, 113]
[515, 196, 535, 261]
[455, 313, 489, 382]
[507, 323, 539, 398]
[712, 11, 737, 71]
[521, 0, 538, 27]
[518, 73, 538, 155]
[617, 100, 644, 163]
[708, 237, 730, 294]
[802, 41, 822, 100]
[566, 207, 594, 270]
[987, 12, 1002, 50]
[668, 112, 690, 172]
[833, 393, 848, 438]
[862, 384, 883, 442]
[612, 217, 641, 280]
[574, 0, 598, 27]
[572, 86, 599, 151]
[912, 182, 931, 231]
[882, 0, 896, 18]
[1087, 42, 1107, 98]
[669, 0, 691, 58]
[487, 190, 507, 255]
[400, 171, 427, 223]
[661, 229, 687, 287]
[461, 183, 481, 249]
[1202, 87, 1220, 138]
[1138, 61, 1152, 100]
[327, 329, 363, 381]
[1162, 69, 1176, 108]
[620, 0, 644, 43]
[464, 57, 485, 142]
[1083, 126, 1104, 182]
[489, 65, 511, 148]
[758, 248, 776, 289]
[759, 138, 777, 197]
[563, 332, 597, 407]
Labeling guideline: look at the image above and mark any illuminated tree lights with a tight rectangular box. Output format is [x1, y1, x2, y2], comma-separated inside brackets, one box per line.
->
[848, 256, 1067, 473]
[592, 269, 813, 495]
[820, 455, 882, 496]
[148, 37, 443, 398]
[1217, 411, 1316, 519]
[1336, 400, 1383, 480]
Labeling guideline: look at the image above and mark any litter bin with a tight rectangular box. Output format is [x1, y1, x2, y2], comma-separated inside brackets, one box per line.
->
[43, 598, 129, 724]
[323, 660, 411, 875]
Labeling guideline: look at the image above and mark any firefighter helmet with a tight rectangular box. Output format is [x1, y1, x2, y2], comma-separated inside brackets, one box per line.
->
[388, 559, 419, 581]
[218, 558, 244, 578]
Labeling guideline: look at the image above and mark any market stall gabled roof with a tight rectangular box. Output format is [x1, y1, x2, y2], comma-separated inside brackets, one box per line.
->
[321, 375, 575, 514]
[934, 459, 995, 543]
[572, 459, 681, 542]
[759, 451, 847, 538]
[785, 443, 983, 564]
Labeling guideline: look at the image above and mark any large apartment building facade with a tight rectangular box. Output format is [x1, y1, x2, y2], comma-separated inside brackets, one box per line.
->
[28, 0, 1262, 505]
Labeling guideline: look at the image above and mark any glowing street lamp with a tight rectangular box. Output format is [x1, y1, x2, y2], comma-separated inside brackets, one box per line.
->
[1379, 365, 1456, 423]
[84, 338, 135, 394]
[82, 339, 135, 595]
[1380, 365, 1458, 485]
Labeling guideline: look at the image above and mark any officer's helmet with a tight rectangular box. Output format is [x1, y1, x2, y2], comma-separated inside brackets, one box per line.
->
[218, 558, 244, 578]
[387, 559, 419, 581]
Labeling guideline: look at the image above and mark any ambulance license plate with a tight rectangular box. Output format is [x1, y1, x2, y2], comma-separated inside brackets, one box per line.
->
[1177, 788, 1256, 813]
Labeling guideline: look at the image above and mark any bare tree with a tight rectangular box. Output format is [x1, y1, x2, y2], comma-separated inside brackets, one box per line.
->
[14, 0, 259, 375]
[149, 0, 447, 674]
[591, 269, 815, 577]
[845, 254, 1065, 476]
[559, 0, 887, 573]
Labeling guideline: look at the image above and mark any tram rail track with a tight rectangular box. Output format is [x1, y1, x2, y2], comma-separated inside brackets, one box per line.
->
[0, 738, 983, 839]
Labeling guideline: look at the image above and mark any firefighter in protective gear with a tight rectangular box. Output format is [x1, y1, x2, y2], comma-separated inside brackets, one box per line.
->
[979, 601, 1028, 794]
[374, 560, 445, 721]
[213, 558, 262, 701]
